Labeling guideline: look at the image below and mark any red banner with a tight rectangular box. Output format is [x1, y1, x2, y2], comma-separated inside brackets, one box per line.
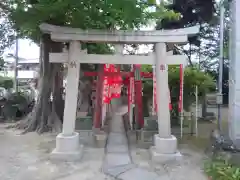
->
[102, 64, 111, 104]
[102, 64, 122, 104]
[110, 65, 122, 99]
[153, 71, 157, 113]
[130, 77, 134, 104]
[178, 64, 183, 112]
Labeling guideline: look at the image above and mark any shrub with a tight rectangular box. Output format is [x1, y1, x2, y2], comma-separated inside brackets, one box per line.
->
[204, 158, 240, 180]
[2, 92, 29, 119]
[0, 76, 13, 89]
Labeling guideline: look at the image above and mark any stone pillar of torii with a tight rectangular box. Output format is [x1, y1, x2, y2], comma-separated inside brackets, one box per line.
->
[39, 23, 199, 162]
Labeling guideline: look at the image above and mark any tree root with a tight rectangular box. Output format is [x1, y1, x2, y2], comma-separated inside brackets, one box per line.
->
[6, 108, 62, 134]
[48, 110, 62, 133]
[6, 116, 30, 130]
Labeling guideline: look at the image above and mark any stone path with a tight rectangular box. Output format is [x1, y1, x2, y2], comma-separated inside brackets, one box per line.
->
[102, 107, 164, 180]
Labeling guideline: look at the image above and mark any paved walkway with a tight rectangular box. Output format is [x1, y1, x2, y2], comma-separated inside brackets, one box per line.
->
[102, 107, 167, 180]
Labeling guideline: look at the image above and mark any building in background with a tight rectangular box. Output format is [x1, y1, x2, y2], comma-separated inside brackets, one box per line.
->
[2, 58, 39, 80]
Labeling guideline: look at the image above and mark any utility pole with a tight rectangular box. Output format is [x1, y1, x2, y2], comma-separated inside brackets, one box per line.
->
[217, 0, 225, 131]
[14, 34, 19, 92]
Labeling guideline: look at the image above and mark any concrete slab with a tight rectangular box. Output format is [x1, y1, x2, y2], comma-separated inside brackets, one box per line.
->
[51, 145, 83, 161]
[110, 128, 125, 133]
[104, 164, 136, 177]
[104, 153, 132, 167]
[150, 146, 182, 164]
[118, 167, 159, 180]
[50, 132, 83, 161]
[108, 133, 128, 145]
[106, 144, 129, 153]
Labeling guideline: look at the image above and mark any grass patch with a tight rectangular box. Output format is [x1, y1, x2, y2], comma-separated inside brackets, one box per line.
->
[204, 158, 240, 180]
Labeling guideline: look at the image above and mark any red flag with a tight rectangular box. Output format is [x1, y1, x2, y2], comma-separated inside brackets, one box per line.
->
[110, 65, 122, 99]
[178, 64, 183, 112]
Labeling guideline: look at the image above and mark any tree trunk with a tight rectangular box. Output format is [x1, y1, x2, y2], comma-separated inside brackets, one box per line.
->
[15, 34, 64, 133]
[202, 94, 207, 119]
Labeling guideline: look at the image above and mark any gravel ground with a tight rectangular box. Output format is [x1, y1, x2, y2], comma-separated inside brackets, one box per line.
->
[0, 123, 208, 180]
[130, 144, 208, 180]
[0, 124, 113, 180]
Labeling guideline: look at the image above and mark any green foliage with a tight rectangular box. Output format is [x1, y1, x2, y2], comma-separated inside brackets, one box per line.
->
[3, 91, 29, 119]
[0, 76, 13, 89]
[170, 65, 215, 110]
[141, 64, 215, 110]
[3, 0, 177, 43]
[0, 14, 15, 69]
[0, 0, 181, 67]
[204, 158, 240, 180]
[7, 92, 28, 106]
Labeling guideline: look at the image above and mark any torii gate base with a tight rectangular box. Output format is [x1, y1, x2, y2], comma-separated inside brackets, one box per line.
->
[51, 132, 83, 160]
[40, 23, 199, 162]
[150, 135, 182, 162]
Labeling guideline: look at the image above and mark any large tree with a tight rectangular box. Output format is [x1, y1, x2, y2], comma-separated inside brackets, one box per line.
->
[0, 10, 15, 69]
[0, 0, 175, 133]
[157, 0, 216, 64]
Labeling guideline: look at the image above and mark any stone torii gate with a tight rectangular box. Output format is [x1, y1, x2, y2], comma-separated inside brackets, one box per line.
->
[40, 23, 199, 161]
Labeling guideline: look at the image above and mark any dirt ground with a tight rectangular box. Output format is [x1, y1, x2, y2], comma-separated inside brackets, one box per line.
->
[0, 123, 113, 180]
[0, 120, 218, 180]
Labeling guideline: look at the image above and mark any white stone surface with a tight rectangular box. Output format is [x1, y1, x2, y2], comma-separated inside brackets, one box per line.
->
[229, 0, 240, 143]
[40, 23, 199, 43]
[153, 134, 177, 154]
[49, 52, 188, 66]
[62, 41, 81, 136]
[150, 147, 182, 164]
[118, 167, 159, 180]
[150, 134, 181, 163]
[155, 43, 171, 138]
[51, 132, 83, 161]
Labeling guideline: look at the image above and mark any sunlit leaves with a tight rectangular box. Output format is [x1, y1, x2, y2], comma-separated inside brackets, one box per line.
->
[141, 64, 215, 110]
[4, 0, 169, 43]
[0, 14, 15, 68]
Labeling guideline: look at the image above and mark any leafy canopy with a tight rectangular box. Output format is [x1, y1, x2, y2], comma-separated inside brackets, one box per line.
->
[2, 0, 178, 44]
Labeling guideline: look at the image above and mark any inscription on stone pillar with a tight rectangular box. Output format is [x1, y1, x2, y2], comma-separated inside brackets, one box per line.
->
[160, 64, 166, 71]
[69, 61, 77, 68]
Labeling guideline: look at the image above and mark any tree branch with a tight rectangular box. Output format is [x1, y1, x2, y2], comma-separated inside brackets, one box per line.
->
[174, 45, 193, 66]
[0, 2, 11, 14]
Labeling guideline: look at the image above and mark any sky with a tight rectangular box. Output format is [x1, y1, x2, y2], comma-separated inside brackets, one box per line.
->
[3, 25, 155, 63]
[4, 39, 40, 62]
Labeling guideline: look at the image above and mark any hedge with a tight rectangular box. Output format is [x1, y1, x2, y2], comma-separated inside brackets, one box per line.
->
[0, 76, 13, 89]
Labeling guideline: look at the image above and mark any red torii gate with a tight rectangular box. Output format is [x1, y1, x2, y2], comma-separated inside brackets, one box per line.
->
[85, 65, 145, 129]
[84, 71, 153, 78]
[86, 65, 184, 130]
